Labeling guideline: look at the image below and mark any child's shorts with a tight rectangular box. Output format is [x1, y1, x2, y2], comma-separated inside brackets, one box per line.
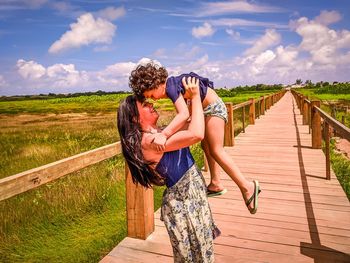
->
[203, 98, 228, 123]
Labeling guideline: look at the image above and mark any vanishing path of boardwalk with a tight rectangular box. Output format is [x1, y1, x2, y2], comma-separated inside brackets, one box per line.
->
[101, 92, 350, 263]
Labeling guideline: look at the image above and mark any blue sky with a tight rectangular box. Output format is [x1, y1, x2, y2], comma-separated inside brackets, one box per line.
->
[0, 0, 350, 95]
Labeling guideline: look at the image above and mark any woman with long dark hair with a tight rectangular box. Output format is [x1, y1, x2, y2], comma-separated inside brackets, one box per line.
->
[117, 77, 220, 262]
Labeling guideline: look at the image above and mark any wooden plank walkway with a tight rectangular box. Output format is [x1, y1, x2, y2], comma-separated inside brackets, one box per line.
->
[101, 91, 350, 263]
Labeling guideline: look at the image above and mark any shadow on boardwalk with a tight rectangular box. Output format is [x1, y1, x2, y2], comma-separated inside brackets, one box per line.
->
[292, 101, 350, 262]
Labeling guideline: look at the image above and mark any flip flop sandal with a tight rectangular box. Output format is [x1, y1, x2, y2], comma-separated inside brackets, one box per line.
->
[207, 188, 227, 197]
[246, 180, 261, 214]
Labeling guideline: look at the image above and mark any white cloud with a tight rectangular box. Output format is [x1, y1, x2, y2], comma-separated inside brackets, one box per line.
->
[244, 29, 281, 55]
[274, 45, 298, 66]
[96, 6, 126, 21]
[197, 0, 284, 17]
[17, 59, 46, 79]
[315, 10, 342, 26]
[192, 22, 215, 39]
[226, 29, 240, 40]
[13, 58, 139, 93]
[291, 12, 350, 65]
[210, 18, 287, 29]
[48, 13, 116, 54]
[250, 50, 276, 74]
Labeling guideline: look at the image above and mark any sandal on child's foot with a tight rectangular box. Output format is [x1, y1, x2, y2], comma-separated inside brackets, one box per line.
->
[246, 180, 261, 214]
[207, 188, 227, 197]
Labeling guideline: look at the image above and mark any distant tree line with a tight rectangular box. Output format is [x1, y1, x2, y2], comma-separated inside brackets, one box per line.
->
[298, 80, 350, 94]
[1, 84, 285, 101]
[0, 90, 131, 102]
[216, 84, 283, 97]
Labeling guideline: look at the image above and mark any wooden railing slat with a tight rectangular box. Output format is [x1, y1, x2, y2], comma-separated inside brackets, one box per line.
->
[0, 142, 121, 201]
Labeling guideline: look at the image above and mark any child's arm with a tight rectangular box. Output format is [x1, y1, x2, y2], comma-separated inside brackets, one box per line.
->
[152, 93, 189, 151]
[162, 93, 189, 138]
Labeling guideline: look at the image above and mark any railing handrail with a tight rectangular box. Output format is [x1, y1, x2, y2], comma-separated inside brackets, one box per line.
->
[233, 100, 251, 110]
[291, 88, 349, 180]
[291, 89, 350, 140]
[0, 142, 121, 201]
[315, 106, 350, 141]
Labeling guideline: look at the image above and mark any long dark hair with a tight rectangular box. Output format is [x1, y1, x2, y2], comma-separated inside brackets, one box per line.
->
[117, 95, 165, 188]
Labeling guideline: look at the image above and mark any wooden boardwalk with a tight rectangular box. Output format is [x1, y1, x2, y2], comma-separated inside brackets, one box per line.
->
[101, 92, 350, 263]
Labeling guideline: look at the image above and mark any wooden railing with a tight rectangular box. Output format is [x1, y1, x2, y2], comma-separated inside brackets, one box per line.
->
[291, 89, 350, 180]
[223, 91, 285, 146]
[0, 89, 286, 241]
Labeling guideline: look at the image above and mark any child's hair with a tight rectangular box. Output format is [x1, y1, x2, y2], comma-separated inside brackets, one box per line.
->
[117, 95, 165, 188]
[129, 62, 168, 100]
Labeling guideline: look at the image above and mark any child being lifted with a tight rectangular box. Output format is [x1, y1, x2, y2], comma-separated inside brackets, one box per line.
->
[129, 59, 261, 214]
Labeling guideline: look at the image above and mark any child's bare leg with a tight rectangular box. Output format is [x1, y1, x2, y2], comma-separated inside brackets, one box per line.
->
[205, 116, 255, 209]
[201, 139, 224, 192]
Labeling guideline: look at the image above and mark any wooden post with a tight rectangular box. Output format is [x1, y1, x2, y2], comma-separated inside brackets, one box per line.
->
[202, 154, 209, 172]
[125, 164, 154, 239]
[325, 122, 331, 180]
[265, 96, 269, 110]
[260, 96, 265, 115]
[303, 99, 309, 125]
[242, 106, 245, 133]
[311, 101, 322, 149]
[300, 96, 304, 116]
[249, 98, 255, 125]
[224, 102, 234, 146]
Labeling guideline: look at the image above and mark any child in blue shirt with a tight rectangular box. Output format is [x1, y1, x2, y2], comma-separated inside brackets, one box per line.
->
[129, 60, 260, 214]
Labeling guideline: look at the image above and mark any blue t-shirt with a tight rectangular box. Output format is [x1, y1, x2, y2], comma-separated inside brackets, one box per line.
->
[155, 147, 194, 188]
[166, 72, 214, 103]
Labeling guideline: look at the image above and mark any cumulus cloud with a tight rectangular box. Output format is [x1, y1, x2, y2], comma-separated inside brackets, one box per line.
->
[13, 58, 139, 94]
[197, 0, 284, 17]
[291, 11, 350, 65]
[244, 29, 281, 55]
[17, 59, 46, 79]
[192, 22, 215, 39]
[96, 6, 126, 21]
[315, 10, 342, 26]
[48, 13, 116, 54]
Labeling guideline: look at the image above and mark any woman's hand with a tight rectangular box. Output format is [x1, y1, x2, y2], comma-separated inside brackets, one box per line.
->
[151, 133, 167, 152]
[182, 77, 199, 99]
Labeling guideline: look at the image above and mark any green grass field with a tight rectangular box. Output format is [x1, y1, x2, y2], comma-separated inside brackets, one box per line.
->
[0, 89, 283, 262]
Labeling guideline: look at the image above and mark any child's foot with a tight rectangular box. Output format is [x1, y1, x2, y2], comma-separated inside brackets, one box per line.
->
[207, 183, 227, 197]
[243, 181, 261, 214]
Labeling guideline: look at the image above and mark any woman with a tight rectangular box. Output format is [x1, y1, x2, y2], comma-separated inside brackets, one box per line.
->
[117, 77, 220, 262]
